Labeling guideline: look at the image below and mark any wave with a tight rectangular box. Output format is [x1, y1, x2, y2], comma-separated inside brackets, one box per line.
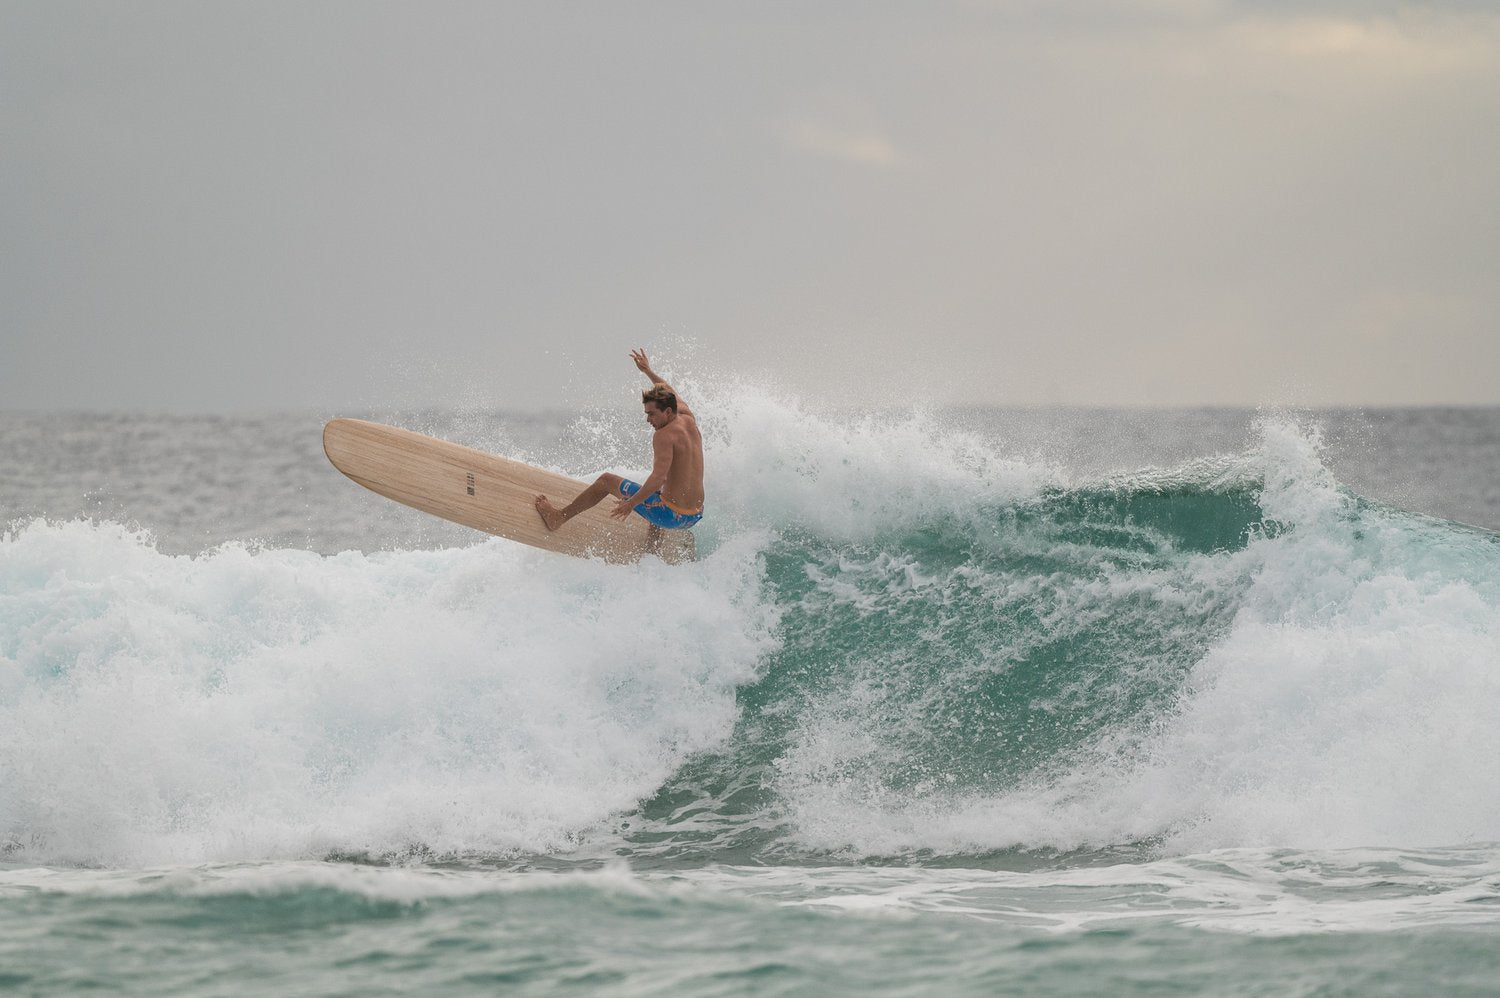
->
[3, 405, 1499, 867]
[0, 521, 775, 865]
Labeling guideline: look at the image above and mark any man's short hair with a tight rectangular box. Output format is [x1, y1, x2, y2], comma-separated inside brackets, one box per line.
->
[642, 383, 677, 412]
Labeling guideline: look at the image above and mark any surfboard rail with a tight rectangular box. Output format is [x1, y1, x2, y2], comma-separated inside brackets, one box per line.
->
[322, 418, 694, 563]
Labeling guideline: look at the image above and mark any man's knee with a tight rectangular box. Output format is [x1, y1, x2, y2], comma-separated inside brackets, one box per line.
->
[596, 472, 624, 491]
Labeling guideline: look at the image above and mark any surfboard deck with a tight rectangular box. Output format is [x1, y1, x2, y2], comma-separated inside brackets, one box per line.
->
[322, 418, 694, 564]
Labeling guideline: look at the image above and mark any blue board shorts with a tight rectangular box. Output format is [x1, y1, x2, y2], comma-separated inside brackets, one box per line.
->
[618, 479, 703, 529]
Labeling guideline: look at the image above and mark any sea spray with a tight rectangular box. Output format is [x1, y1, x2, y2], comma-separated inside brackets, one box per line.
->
[763, 416, 1500, 857]
[0, 521, 776, 866]
[6, 404, 1500, 995]
[619, 412, 1500, 860]
[3, 405, 1498, 871]
[1114, 420, 1500, 852]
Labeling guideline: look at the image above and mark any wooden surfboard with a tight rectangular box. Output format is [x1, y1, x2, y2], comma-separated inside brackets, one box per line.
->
[322, 418, 694, 563]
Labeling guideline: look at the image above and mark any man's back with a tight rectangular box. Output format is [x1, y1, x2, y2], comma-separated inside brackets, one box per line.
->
[658, 411, 704, 513]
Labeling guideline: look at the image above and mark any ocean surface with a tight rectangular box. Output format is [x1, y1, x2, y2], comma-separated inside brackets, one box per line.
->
[2, 399, 1499, 995]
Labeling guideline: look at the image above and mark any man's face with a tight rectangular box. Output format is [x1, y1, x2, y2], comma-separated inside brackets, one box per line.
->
[643, 402, 672, 429]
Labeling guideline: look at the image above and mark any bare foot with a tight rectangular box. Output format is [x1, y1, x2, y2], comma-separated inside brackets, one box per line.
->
[534, 494, 566, 531]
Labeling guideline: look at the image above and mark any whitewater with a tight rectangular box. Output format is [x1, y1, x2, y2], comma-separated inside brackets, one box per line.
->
[2, 397, 1499, 994]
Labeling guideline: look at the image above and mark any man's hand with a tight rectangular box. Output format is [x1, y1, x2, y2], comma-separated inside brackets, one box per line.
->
[609, 496, 636, 520]
[631, 348, 657, 380]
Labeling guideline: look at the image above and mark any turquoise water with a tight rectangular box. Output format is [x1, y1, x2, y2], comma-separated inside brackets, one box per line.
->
[3, 402, 1500, 993]
[4, 857, 1499, 994]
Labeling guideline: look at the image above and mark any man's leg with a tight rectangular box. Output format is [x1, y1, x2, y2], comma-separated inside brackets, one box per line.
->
[535, 473, 625, 531]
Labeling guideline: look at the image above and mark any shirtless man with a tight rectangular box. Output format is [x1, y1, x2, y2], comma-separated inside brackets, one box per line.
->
[534, 350, 704, 544]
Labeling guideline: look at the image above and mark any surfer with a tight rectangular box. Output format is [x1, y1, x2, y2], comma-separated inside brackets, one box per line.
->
[534, 350, 705, 543]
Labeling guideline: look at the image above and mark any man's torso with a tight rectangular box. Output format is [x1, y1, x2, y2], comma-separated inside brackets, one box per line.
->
[657, 414, 704, 513]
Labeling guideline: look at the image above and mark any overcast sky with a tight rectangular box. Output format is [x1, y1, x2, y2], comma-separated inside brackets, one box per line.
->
[4, 1, 1498, 411]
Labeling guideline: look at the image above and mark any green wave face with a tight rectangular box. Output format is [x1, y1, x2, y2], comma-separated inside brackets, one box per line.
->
[627, 478, 1273, 864]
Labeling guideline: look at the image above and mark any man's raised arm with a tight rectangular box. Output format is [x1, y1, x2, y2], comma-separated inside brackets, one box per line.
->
[630, 349, 692, 417]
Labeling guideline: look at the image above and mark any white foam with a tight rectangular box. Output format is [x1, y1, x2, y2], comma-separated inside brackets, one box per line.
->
[676, 845, 1500, 935]
[700, 388, 1053, 542]
[9, 845, 1494, 937]
[7, 405, 1498, 866]
[0, 520, 777, 866]
[0, 858, 660, 905]
[773, 416, 1500, 856]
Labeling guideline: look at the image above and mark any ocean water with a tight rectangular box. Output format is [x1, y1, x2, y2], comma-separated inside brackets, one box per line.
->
[2, 398, 1499, 995]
